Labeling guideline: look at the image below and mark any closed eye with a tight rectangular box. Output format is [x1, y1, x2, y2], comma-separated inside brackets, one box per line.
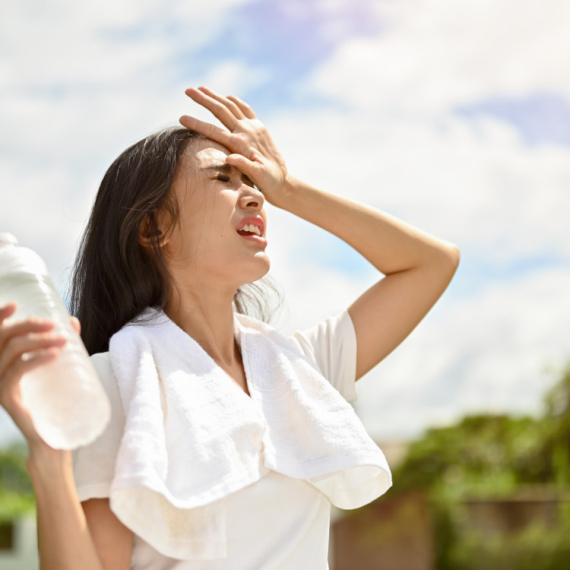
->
[215, 173, 256, 189]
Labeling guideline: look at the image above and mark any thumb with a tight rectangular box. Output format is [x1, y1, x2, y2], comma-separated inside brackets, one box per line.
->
[70, 316, 81, 335]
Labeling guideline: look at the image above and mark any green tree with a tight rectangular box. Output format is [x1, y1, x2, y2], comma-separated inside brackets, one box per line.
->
[388, 359, 570, 570]
[540, 362, 570, 486]
[393, 414, 544, 498]
[393, 360, 570, 497]
[0, 441, 35, 522]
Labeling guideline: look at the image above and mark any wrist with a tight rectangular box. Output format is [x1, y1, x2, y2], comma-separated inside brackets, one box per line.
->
[26, 441, 72, 481]
[273, 174, 299, 209]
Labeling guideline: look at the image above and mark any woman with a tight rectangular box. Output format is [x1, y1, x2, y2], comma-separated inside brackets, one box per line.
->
[0, 86, 459, 569]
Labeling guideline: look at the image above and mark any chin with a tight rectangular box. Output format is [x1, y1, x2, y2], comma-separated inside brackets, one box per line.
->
[239, 256, 270, 285]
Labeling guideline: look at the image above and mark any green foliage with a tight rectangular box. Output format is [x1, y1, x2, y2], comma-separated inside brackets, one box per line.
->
[393, 361, 570, 497]
[392, 414, 545, 498]
[540, 362, 570, 486]
[447, 504, 570, 570]
[390, 359, 570, 570]
[0, 441, 35, 522]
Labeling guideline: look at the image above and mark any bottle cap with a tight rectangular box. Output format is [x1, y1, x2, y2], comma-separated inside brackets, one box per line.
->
[0, 233, 18, 247]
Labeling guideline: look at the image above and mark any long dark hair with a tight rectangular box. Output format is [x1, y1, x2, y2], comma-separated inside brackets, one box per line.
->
[68, 126, 284, 356]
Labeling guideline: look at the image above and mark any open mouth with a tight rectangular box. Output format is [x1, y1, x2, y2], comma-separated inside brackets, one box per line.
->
[237, 230, 266, 241]
[236, 228, 267, 246]
[238, 224, 261, 237]
[235, 217, 266, 245]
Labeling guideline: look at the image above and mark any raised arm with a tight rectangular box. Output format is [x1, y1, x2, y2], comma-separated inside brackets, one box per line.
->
[180, 86, 460, 381]
[274, 178, 459, 380]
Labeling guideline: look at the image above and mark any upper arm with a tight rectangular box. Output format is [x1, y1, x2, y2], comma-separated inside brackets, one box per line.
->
[348, 247, 460, 380]
[82, 498, 133, 570]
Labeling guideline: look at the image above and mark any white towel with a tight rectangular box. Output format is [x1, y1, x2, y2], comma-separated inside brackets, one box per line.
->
[107, 306, 392, 560]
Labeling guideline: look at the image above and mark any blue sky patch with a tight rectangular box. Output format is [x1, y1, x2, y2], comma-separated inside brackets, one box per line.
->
[455, 92, 570, 147]
[174, 0, 386, 116]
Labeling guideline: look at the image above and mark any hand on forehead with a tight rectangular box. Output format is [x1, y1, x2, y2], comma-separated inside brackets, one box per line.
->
[188, 141, 255, 188]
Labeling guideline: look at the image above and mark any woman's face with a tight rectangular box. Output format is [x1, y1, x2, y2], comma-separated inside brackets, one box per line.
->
[162, 137, 270, 292]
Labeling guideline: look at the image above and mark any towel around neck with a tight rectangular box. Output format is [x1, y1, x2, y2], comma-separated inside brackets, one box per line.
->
[107, 306, 392, 560]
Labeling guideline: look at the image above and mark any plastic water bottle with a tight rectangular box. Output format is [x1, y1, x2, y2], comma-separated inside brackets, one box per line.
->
[0, 233, 111, 450]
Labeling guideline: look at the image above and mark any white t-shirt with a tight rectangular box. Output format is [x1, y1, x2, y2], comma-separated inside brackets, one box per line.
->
[72, 308, 359, 570]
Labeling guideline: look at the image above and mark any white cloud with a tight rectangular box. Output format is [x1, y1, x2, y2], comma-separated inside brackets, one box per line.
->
[0, 0, 254, 89]
[0, 0, 262, 163]
[198, 61, 272, 101]
[266, 108, 570, 266]
[311, 0, 570, 115]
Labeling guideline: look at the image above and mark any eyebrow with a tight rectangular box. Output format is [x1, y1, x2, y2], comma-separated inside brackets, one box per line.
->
[201, 162, 232, 173]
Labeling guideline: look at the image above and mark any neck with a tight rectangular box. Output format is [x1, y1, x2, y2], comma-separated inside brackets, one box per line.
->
[164, 280, 240, 367]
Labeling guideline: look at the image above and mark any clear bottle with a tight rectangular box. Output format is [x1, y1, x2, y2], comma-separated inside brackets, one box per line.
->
[0, 233, 110, 450]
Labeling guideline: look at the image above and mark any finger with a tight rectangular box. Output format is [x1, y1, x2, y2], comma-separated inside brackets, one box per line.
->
[2, 347, 60, 392]
[0, 332, 67, 377]
[0, 318, 55, 354]
[179, 115, 234, 149]
[225, 153, 262, 184]
[185, 87, 239, 131]
[70, 316, 81, 335]
[226, 95, 257, 119]
[197, 86, 245, 120]
[0, 302, 17, 325]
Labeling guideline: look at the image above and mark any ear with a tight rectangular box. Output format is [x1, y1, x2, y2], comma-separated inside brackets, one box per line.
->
[139, 213, 170, 248]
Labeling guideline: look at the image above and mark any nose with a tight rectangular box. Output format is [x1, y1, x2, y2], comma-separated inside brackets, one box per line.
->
[238, 183, 265, 211]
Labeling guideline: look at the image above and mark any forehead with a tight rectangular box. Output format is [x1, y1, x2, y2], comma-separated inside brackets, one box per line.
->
[184, 138, 231, 171]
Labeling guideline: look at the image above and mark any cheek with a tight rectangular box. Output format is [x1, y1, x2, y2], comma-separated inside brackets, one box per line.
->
[183, 193, 236, 251]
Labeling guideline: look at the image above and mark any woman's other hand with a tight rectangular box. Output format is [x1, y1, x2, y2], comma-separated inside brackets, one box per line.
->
[0, 302, 80, 448]
[180, 86, 290, 206]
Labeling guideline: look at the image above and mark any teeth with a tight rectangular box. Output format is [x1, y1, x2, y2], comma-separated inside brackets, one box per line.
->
[241, 223, 261, 236]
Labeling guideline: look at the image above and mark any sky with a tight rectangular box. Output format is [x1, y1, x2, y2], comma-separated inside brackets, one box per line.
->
[1, 0, 569, 447]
